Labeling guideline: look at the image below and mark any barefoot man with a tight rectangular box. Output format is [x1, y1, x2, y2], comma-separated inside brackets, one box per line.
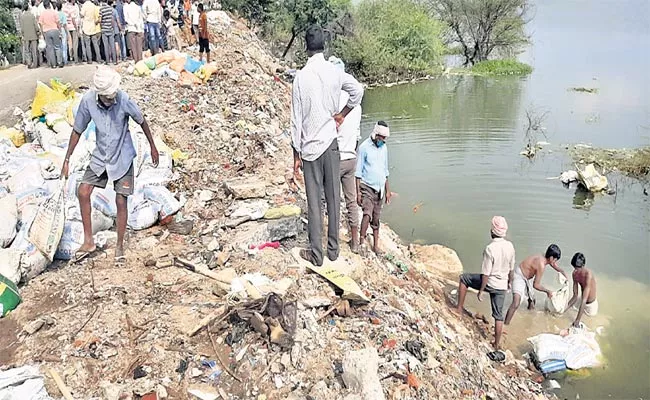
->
[565, 252, 598, 327]
[62, 66, 159, 265]
[504, 244, 567, 325]
[455, 216, 515, 353]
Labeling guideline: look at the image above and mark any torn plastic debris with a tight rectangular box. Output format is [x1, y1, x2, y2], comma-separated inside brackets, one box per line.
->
[577, 163, 608, 192]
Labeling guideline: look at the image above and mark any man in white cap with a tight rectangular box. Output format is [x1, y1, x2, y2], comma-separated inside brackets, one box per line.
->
[454, 216, 515, 357]
[355, 120, 391, 255]
[62, 66, 159, 266]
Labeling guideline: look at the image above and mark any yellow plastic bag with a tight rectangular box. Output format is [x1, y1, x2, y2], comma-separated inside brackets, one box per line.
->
[49, 78, 72, 96]
[134, 60, 151, 76]
[195, 63, 218, 83]
[31, 81, 68, 118]
[0, 127, 25, 147]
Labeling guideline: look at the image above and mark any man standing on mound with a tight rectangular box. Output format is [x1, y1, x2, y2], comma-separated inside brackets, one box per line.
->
[455, 216, 515, 357]
[290, 25, 363, 266]
[62, 66, 159, 266]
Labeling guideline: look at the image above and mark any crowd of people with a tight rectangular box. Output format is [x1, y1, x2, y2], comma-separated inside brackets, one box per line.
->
[13, 0, 210, 69]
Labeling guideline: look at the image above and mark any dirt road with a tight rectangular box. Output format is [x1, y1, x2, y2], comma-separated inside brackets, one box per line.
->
[0, 64, 96, 125]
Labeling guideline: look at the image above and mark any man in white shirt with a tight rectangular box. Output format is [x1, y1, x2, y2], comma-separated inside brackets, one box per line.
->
[454, 216, 515, 356]
[142, 0, 163, 54]
[329, 56, 362, 253]
[291, 25, 364, 266]
[123, 0, 144, 61]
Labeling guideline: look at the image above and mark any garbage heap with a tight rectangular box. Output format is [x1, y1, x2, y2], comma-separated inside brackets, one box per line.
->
[0, 79, 185, 287]
[0, 12, 554, 400]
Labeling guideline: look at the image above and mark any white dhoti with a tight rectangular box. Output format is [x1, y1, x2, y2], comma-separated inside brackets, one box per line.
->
[512, 266, 534, 302]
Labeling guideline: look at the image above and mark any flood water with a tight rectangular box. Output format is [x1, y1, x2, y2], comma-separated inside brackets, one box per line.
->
[359, 1, 650, 398]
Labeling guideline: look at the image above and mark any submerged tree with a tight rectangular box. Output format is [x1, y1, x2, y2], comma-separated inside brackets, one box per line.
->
[428, 0, 533, 66]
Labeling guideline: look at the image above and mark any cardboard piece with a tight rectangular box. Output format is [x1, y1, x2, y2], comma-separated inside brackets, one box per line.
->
[291, 248, 369, 303]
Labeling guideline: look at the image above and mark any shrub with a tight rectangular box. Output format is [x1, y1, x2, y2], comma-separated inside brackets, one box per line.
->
[334, 0, 445, 82]
[471, 59, 533, 75]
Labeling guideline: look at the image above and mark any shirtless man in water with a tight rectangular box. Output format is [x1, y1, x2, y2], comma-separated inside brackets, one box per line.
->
[504, 244, 568, 325]
[565, 252, 598, 327]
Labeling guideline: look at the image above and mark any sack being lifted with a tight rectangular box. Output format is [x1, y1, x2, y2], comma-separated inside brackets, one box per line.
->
[28, 180, 66, 261]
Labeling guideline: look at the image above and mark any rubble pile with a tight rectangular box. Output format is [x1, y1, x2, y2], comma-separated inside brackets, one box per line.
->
[0, 12, 553, 400]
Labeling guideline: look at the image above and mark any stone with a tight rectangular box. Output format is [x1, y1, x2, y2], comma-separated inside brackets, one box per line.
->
[224, 177, 267, 199]
[231, 221, 269, 249]
[408, 244, 464, 275]
[198, 190, 215, 202]
[301, 297, 333, 308]
[309, 381, 334, 400]
[229, 200, 269, 220]
[341, 348, 385, 400]
[206, 238, 220, 252]
[267, 216, 302, 242]
[168, 219, 194, 235]
[215, 251, 230, 267]
[100, 380, 125, 400]
[139, 236, 159, 250]
[23, 319, 45, 335]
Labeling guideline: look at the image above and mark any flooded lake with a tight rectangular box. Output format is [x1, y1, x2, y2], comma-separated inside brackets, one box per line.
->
[360, 0, 650, 398]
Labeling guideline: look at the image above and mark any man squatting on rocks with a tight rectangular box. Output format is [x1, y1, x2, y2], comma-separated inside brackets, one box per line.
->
[62, 66, 159, 266]
[291, 25, 364, 266]
[455, 216, 514, 353]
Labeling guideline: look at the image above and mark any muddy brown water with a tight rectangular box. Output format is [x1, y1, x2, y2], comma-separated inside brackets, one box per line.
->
[359, 1, 650, 398]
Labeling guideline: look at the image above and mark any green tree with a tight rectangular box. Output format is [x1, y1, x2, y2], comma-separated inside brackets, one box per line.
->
[428, 0, 532, 66]
[0, 0, 19, 58]
[220, 0, 276, 28]
[278, 0, 350, 58]
[334, 0, 445, 81]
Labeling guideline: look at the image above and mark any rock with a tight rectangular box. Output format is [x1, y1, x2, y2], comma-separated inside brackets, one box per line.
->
[229, 200, 269, 220]
[139, 236, 159, 250]
[267, 216, 302, 242]
[341, 348, 385, 400]
[309, 381, 334, 400]
[301, 297, 333, 308]
[206, 238, 220, 252]
[408, 244, 463, 275]
[215, 251, 230, 267]
[224, 177, 267, 199]
[23, 319, 45, 335]
[231, 221, 269, 249]
[188, 384, 219, 400]
[100, 380, 126, 400]
[198, 190, 215, 202]
[168, 219, 194, 235]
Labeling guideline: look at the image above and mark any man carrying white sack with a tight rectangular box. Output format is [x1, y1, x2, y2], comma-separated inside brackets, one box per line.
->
[62, 66, 159, 266]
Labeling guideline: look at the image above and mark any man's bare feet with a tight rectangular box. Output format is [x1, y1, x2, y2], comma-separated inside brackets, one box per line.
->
[373, 246, 385, 256]
[527, 299, 536, 310]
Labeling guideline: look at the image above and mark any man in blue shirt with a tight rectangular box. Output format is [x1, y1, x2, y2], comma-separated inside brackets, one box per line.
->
[62, 67, 159, 265]
[355, 121, 391, 255]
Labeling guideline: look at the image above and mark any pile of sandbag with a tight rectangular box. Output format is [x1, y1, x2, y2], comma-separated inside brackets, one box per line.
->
[0, 80, 184, 285]
[130, 50, 218, 85]
[528, 326, 603, 374]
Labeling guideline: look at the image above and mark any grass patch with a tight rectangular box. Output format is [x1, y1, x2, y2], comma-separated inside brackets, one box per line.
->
[569, 146, 650, 183]
[471, 59, 533, 76]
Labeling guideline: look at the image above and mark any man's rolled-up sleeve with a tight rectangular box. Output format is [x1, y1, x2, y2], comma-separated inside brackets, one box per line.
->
[341, 72, 363, 109]
[73, 98, 91, 134]
[481, 247, 493, 276]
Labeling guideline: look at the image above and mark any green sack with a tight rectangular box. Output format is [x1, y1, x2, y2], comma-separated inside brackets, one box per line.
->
[0, 273, 21, 317]
[144, 57, 157, 70]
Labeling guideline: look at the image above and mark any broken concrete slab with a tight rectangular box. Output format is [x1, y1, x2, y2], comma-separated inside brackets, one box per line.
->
[341, 347, 385, 400]
[224, 178, 267, 199]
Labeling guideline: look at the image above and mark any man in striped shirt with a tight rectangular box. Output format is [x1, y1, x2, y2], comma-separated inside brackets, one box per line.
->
[100, 0, 117, 64]
[291, 25, 364, 267]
